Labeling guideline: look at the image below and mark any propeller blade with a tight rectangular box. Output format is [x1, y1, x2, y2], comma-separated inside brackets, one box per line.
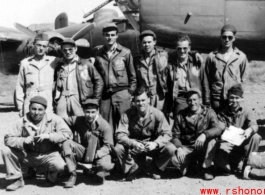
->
[14, 23, 36, 38]
[71, 22, 96, 41]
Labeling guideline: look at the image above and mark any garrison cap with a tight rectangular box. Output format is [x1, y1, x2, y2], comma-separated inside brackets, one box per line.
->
[228, 83, 243, 97]
[221, 24, 237, 35]
[102, 23, 118, 33]
[83, 99, 99, 109]
[34, 33, 49, 42]
[186, 88, 202, 98]
[139, 30, 156, 40]
[60, 38, 76, 47]
[29, 96, 47, 108]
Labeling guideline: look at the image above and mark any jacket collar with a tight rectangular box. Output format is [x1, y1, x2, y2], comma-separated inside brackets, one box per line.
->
[130, 106, 154, 128]
[213, 46, 241, 64]
[28, 55, 50, 70]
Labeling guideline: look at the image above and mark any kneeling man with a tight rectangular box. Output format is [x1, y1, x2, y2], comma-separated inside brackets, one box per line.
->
[62, 99, 115, 188]
[115, 86, 175, 181]
[1, 96, 72, 191]
[171, 88, 222, 180]
[214, 84, 261, 174]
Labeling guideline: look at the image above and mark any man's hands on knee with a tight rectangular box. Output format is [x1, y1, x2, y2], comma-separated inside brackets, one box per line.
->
[34, 134, 50, 142]
[24, 136, 34, 144]
[195, 133, 206, 150]
[145, 142, 158, 152]
[133, 142, 145, 153]
[176, 147, 185, 163]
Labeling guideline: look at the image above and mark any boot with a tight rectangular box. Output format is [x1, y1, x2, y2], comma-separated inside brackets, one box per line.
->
[64, 171, 77, 188]
[126, 163, 140, 181]
[203, 167, 215, 180]
[23, 167, 36, 180]
[6, 177, 25, 191]
[93, 171, 105, 185]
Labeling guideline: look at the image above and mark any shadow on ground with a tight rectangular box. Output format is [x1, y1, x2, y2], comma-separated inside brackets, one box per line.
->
[0, 103, 17, 112]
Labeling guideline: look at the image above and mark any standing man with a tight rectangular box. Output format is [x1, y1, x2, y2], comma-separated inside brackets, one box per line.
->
[55, 38, 103, 119]
[168, 34, 210, 117]
[214, 84, 261, 174]
[1, 96, 72, 191]
[171, 88, 222, 180]
[115, 87, 175, 181]
[61, 99, 114, 188]
[133, 30, 169, 118]
[16, 33, 59, 116]
[205, 24, 248, 112]
[94, 23, 137, 131]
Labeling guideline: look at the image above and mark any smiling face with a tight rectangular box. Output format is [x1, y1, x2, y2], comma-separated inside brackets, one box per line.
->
[176, 40, 190, 61]
[34, 40, 48, 57]
[29, 103, 46, 123]
[221, 31, 235, 49]
[135, 92, 150, 114]
[141, 35, 156, 54]
[103, 30, 118, 46]
[62, 44, 77, 61]
[187, 93, 202, 113]
[84, 106, 99, 123]
[228, 93, 241, 109]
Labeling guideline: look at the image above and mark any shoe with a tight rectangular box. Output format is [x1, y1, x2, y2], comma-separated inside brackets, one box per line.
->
[93, 171, 105, 185]
[126, 163, 140, 181]
[243, 165, 252, 180]
[215, 166, 231, 176]
[46, 170, 59, 183]
[64, 171, 77, 188]
[6, 177, 24, 191]
[152, 172, 161, 180]
[23, 167, 36, 180]
[203, 168, 215, 180]
[83, 169, 94, 176]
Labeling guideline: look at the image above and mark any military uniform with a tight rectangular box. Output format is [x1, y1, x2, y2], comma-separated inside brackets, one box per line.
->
[171, 105, 222, 175]
[55, 56, 103, 118]
[168, 52, 210, 117]
[115, 106, 175, 174]
[94, 43, 136, 131]
[134, 48, 169, 117]
[62, 115, 114, 181]
[205, 47, 248, 112]
[16, 55, 59, 116]
[1, 113, 72, 180]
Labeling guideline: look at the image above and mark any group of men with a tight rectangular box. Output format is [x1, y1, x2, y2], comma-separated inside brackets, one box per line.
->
[1, 22, 261, 191]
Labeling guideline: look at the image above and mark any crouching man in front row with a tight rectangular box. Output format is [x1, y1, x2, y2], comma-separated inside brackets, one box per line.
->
[214, 84, 261, 174]
[171, 88, 222, 180]
[115, 86, 176, 181]
[61, 99, 115, 188]
[1, 96, 73, 191]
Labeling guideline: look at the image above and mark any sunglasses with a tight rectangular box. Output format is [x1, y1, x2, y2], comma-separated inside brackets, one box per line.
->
[177, 47, 189, 51]
[222, 35, 234, 41]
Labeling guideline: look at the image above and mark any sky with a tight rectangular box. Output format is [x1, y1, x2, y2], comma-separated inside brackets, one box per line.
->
[0, 0, 122, 29]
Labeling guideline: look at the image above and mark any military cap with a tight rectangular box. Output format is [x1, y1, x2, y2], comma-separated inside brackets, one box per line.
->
[228, 83, 243, 97]
[34, 33, 49, 42]
[29, 96, 47, 108]
[102, 23, 118, 33]
[83, 99, 99, 109]
[186, 88, 202, 98]
[139, 30, 156, 41]
[221, 24, 237, 35]
[60, 38, 76, 47]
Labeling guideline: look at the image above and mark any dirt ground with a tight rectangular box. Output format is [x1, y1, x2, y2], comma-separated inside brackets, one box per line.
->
[1, 75, 265, 195]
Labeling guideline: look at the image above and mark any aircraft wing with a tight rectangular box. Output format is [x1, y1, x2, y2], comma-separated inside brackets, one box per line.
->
[0, 32, 28, 42]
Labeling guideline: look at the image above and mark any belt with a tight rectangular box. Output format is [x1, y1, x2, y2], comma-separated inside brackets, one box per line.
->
[61, 90, 77, 97]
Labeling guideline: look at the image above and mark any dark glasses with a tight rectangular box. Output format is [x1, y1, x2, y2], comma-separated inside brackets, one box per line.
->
[222, 35, 233, 41]
[177, 47, 189, 51]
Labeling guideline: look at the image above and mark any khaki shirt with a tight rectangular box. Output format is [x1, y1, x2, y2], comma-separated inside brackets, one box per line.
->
[116, 106, 172, 148]
[16, 55, 60, 116]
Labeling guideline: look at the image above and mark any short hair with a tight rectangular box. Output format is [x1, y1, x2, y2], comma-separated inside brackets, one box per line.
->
[175, 34, 191, 46]
[134, 86, 150, 98]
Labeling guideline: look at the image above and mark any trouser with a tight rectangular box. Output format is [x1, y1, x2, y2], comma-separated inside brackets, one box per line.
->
[173, 97, 188, 118]
[149, 92, 170, 121]
[211, 99, 227, 113]
[1, 146, 65, 180]
[171, 139, 217, 175]
[100, 89, 131, 133]
[214, 133, 261, 170]
[245, 152, 265, 179]
[115, 142, 176, 174]
[56, 94, 84, 119]
[61, 140, 114, 176]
